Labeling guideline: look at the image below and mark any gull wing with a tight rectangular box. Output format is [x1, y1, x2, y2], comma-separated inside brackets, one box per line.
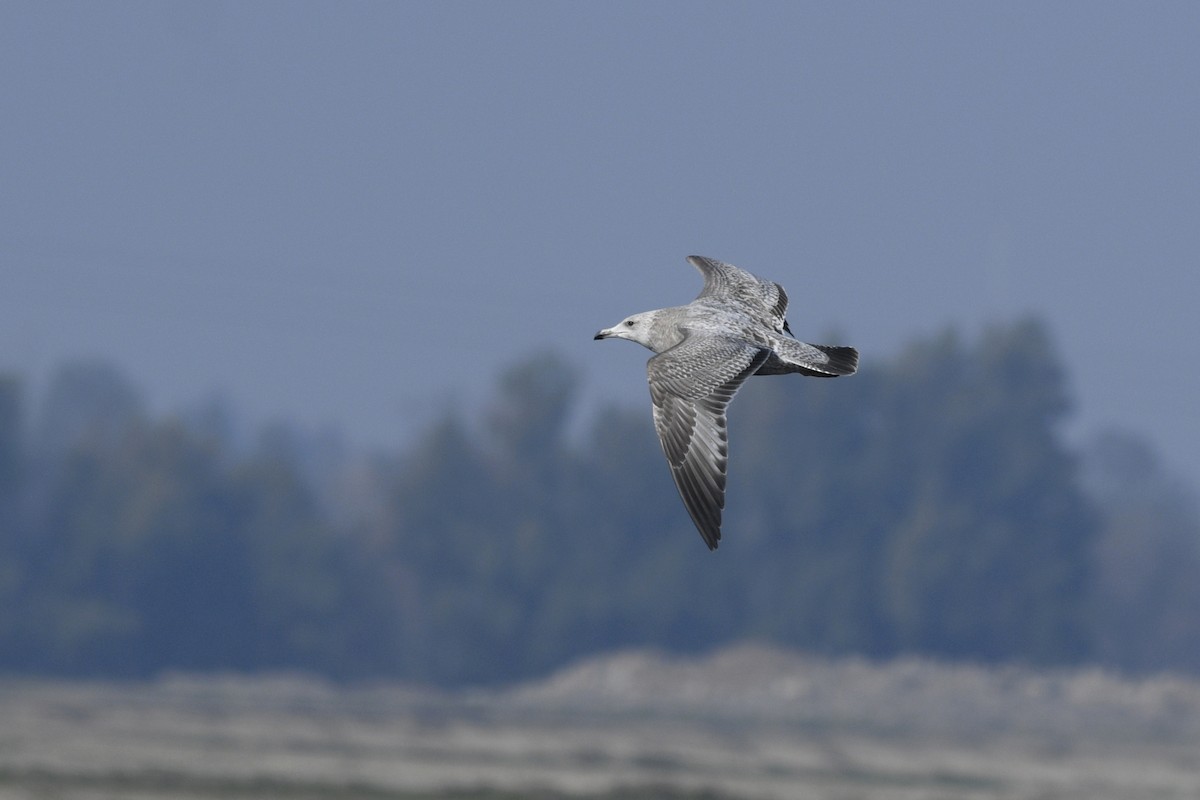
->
[687, 255, 789, 333]
[647, 333, 770, 549]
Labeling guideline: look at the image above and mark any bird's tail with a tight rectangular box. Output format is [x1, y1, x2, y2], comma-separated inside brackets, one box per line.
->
[757, 339, 858, 377]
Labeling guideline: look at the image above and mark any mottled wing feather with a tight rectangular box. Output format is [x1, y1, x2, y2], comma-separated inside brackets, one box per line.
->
[687, 255, 789, 333]
[647, 334, 770, 549]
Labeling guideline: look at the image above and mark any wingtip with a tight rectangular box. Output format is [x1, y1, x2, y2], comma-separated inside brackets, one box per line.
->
[699, 522, 722, 550]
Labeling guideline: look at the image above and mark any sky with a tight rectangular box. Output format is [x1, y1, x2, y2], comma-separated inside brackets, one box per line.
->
[2, 2, 1198, 487]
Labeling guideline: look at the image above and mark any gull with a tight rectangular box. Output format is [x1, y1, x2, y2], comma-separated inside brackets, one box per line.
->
[594, 255, 858, 550]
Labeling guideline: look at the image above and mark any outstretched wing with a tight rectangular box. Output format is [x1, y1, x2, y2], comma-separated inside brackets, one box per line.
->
[647, 333, 770, 549]
[687, 255, 789, 333]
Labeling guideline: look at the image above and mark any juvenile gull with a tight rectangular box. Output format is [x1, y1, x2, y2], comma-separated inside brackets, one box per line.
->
[594, 255, 858, 550]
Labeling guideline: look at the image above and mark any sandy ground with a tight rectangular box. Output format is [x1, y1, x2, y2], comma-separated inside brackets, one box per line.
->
[1, 645, 1199, 799]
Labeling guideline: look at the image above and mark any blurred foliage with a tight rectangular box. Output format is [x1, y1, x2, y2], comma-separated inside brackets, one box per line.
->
[1084, 430, 1200, 672]
[0, 319, 1196, 683]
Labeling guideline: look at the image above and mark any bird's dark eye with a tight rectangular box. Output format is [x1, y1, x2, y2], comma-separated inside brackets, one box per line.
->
[625, 320, 635, 327]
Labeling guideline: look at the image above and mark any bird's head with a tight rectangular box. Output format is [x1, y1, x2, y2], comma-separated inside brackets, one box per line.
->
[594, 311, 658, 348]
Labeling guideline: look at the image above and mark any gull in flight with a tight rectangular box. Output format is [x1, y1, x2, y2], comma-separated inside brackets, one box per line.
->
[594, 255, 858, 550]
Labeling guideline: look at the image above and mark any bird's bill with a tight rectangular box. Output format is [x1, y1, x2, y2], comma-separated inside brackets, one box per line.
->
[594, 328, 613, 340]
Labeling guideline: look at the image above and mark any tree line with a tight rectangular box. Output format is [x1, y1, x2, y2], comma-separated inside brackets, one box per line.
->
[1, 317, 1197, 685]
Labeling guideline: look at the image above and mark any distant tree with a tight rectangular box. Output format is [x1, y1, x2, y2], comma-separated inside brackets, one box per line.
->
[17, 414, 376, 676]
[878, 320, 1094, 663]
[382, 353, 596, 683]
[536, 403, 715, 662]
[0, 375, 24, 649]
[25, 421, 241, 673]
[1085, 429, 1200, 672]
[384, 410, 502, 682]
[729, 360, 892, 656]
[0, 376, 19, 507]
[228, 450, 385, 676]
[34, 359, 144, 460]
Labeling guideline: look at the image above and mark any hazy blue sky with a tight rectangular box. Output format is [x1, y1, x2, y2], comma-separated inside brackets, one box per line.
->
[2, 3, 1198, 485]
